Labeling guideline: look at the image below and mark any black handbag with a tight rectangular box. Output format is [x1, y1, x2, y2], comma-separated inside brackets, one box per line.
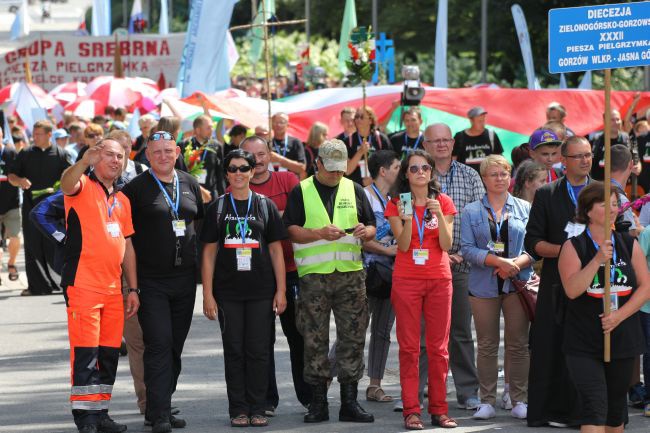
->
[365, 260, 393, 299]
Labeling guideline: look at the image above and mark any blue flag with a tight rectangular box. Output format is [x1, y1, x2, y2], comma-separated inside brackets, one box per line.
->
[177, 0, 237, 97]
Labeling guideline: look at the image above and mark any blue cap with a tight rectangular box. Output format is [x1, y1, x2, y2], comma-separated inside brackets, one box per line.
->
[53, 129, 69, 139]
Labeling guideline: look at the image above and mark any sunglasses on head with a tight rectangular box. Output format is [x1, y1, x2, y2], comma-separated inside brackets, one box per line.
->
[226, 165, 252, 173]
[148, 131, 175, 142]
[408, 164, 432, 174]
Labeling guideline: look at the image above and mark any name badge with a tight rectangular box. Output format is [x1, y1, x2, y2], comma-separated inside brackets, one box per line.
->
[412, 249, 429, 265]
[197, 171, 207, 184]
[236, 248, 252, 271]
[564, 222, 586, 238]
[605, 293, 619, 312]
[488, 240, 505, 254]
[106, 222, 120, 238]
[172, 219, 186, 237]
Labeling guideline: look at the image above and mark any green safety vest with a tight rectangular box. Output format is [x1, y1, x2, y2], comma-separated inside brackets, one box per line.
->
[293, 177, 363, 277]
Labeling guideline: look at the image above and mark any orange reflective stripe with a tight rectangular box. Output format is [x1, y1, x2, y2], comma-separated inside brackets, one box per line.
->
[70, 393, 112, 402]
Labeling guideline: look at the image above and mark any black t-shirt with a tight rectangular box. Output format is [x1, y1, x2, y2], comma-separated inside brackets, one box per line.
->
[121, 170, 204, 278]
[389, 131, 424, 160]
[564, 231, 644, 359]
[591, 131, 630, 181]
[200, 192, 286, 301]
[0, 146, 19, 214]
[283, 177, 376, 228]
[452, 129, 503, 170]
[271, 135, 305, 167]
[180, 137, 225, 196]
[10, 144, 70, 208]
[346, 131, 391, 185]
[304, 144, 319, 177]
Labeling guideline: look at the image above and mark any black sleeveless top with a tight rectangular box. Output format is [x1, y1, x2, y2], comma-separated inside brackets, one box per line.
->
[563, 231, 644, 359]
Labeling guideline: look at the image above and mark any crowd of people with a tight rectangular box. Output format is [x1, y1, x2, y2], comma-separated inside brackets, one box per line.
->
[3, 97, 650, 433]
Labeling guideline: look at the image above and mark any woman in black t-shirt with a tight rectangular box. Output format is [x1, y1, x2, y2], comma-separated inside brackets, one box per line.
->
[558, 182, 650, 430]
[200, 149, 287, 428]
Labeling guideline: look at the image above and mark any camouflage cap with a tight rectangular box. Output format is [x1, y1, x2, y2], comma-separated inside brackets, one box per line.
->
[318, 139, 348, 172]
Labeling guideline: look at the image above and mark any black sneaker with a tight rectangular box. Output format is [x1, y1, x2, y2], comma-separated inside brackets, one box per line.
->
[152, 421, 172, 433]
[97, 417, 127, 433]
[79, 426, 98, 433]
[170, 416, 186, 428]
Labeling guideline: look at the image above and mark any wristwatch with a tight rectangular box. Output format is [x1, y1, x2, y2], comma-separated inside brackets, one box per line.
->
[127, 288, 141, 295]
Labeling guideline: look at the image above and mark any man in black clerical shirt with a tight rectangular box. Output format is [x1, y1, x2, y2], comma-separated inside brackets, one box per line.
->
[180, 114, 225, 200]
[121, 131, 203, 433]
[9, 120, 70, 296]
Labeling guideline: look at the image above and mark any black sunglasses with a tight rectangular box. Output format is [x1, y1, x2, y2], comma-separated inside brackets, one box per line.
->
[226, 165, 253, 173]
[148, 131, 175, 142]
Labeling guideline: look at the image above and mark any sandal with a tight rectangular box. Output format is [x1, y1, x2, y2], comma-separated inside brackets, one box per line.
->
[230, 414, 249, 427]
[433, 414, 458, 428]
[404, 413, 424, 430]
[250, 414, 268, 427]
[366, 385, 393, 402]
[7, 264, 18, 281]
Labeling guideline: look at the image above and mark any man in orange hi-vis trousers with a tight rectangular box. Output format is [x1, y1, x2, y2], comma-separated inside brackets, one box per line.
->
[60, 138, 139, 433]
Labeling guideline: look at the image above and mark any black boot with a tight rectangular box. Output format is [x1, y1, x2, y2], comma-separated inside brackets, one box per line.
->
[304, 382, 329, 423]
[339, 382, 374, 423]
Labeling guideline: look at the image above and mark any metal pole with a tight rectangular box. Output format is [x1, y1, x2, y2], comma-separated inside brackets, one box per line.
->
[481, 0, 487, 83]
[262, 0, 273, 135]
[603, 68, 612, 363]
[372, 0, 378, 35]
[305, 0, 310, 44]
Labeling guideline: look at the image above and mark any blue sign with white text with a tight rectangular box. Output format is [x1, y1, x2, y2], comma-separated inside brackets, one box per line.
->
[548, 2, 650, 73]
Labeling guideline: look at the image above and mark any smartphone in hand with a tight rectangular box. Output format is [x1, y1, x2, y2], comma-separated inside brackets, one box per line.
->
[399, 192, 413, 216]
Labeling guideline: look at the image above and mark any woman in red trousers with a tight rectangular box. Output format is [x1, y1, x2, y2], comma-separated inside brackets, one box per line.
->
[385, 150, 457, 430]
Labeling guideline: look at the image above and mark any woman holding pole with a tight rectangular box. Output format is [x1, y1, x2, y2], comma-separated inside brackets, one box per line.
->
[558, 181, 650, 433]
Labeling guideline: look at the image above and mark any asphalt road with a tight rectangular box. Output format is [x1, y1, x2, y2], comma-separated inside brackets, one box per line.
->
[1, 252, 649, 432]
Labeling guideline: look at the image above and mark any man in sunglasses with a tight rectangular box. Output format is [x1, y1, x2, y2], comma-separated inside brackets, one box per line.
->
[120, 131, 204, 433]
[283, 139, 376, 424]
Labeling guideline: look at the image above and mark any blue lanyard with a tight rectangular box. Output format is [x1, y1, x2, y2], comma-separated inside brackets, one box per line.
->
[438, 163, 455, 194]
[585, 228, 617, 283]
[94, 180, 118, 219]
[567, 178, 589, 207]
[370, 183, 387, 209]
[229, 191, 253, 243]
[274, 136, 288, 156]
[412, 206, 427, 249]
[487, 204, 505, 241]
[405, 132, 422, 151]
[150, 170, 180, 219]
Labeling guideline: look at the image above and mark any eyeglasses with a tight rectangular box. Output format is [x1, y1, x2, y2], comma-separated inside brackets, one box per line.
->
[485, 172, 510, 179]
[148, 131, 175, 142]
[423, 138, 453, 145]
[565, 152, 593, 160]
[226, 165, 253, 173]
[408, 164, 433, 174]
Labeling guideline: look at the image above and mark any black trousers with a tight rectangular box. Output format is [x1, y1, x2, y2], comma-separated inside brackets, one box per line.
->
[268, 272, 312, 407]
[22, 202, 59, 294]
[219, 297, 273, 417]
[138, 273, 196, 423]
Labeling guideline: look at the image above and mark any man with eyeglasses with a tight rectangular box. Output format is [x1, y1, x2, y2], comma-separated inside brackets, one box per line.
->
[524, 135, 593, 428]
[421, 123, 484, 411]
[283, 139, 376, 424]
[120, 131, 204, 433]
[9, 120, 70, 296]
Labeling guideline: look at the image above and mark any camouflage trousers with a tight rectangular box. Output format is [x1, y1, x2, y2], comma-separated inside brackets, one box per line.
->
[296, 270, 369, 385]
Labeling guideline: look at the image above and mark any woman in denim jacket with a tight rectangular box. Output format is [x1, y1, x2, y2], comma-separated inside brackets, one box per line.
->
[460, 155, 533, 421]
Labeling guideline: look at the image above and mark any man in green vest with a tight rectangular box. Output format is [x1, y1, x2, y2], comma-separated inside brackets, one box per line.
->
[283, 139, 377, 424]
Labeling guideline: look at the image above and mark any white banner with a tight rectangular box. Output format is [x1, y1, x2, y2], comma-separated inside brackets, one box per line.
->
[0, 32, 185, 91]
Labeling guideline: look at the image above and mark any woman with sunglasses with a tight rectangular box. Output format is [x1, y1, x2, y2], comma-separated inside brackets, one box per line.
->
[460, 155, 533, 421]
[385, 150, 457, 430]
[201, 149, 287, 428]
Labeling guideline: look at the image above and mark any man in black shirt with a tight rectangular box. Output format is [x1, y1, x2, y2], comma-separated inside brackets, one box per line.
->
[0, 129, 21, 283]
[180, 114, 225, 200]
[284, 139, 376, 424]
[223, 124, 248, 156]
[452, 106, 503, 172]
[270, 113, 306, 177]
[389, 106, 424, 160]
[121, 131, 203, 433]
[9, 120, 70, 296]
[334, 106, 357, 145]
[591, 109, 639, 181]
